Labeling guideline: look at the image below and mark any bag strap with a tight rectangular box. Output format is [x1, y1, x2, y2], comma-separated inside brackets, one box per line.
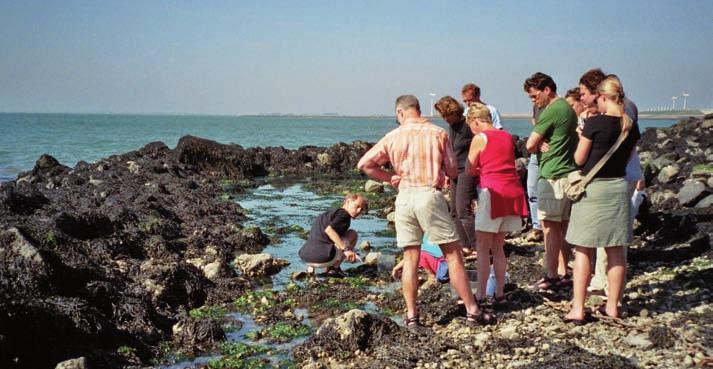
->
[579, 114, 632, 188]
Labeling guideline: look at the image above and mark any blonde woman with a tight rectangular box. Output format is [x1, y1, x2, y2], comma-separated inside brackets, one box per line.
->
[466, 103, 528, 304]
[563, 76, 641, 323]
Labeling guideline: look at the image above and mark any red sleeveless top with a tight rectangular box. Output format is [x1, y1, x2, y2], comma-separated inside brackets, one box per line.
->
[478, 130, 529, 219]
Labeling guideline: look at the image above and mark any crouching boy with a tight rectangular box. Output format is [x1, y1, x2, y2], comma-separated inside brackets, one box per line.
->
[298, 194, 367, 276]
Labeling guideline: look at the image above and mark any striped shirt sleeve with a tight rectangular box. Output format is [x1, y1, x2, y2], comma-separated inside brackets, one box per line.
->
[358, 134, 391, 169]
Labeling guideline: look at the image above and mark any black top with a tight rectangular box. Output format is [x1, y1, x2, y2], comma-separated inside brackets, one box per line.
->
[581, 114, 641, 178]
[448, 117, 474, 172]
[298, 208, 351, 263]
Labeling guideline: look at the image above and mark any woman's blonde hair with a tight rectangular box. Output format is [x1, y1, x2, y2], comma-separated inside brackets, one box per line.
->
[466, 103, 492, 125]
[598, 75, 633, 132]
[597, 75, 625, 105]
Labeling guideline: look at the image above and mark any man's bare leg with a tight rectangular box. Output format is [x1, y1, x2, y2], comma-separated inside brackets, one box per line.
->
[401, 246, 421, 320]
[541, 220, 562, 280]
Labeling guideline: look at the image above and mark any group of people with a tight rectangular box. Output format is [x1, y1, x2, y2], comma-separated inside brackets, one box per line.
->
[299, 68, 643, 327]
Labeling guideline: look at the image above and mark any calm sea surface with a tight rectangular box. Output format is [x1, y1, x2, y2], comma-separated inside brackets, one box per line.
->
[0, 113, 677, 182]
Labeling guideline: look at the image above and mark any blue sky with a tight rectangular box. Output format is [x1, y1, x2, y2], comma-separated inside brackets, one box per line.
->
[1, 0, 712, 115]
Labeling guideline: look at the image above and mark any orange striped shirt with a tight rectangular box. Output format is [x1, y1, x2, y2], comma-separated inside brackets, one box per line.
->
[358, 118, 457, 189]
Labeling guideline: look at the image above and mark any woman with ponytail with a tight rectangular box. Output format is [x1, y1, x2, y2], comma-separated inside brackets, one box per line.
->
[562, 76, 641, 323]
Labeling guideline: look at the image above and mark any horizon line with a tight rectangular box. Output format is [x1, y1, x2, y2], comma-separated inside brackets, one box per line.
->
[0, 110, 703, 120]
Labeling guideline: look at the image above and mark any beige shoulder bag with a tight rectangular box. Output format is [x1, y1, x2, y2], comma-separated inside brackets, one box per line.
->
[565, 115, 633, 202]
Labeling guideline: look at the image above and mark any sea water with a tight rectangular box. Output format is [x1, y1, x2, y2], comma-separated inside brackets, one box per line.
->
[0, 113, 677, 182]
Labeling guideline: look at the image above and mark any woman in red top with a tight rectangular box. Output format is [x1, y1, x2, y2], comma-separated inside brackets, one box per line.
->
[466, 103, 529, 303]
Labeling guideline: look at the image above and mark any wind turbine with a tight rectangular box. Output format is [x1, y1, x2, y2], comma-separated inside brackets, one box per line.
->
[671, 96, 678, 110]
[682, 92, 689, 110]
[429, 93, 436, 117]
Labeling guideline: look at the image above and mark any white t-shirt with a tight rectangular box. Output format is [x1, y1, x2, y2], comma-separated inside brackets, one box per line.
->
[464, 104, 503, 129]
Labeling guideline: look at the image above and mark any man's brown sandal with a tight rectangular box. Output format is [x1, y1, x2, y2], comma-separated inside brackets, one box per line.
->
[465, 311, 496, 326]
[403, 315, 422, 328]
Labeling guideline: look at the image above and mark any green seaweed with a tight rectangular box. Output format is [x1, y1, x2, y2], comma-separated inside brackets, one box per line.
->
[250, 322, 311, 343]
[692, 164, 713, 175]
[219, 341, 270, 356]
[116, 345, 136, 355]
[234, 290, 277, 315]
[314, 297, 360, 311]
[208, 342, 271, 369]
[189, 305, 228, 320]
[209, 356, 268, 369]
[343, 276, 368, 289]
[45, 230, 58, 246]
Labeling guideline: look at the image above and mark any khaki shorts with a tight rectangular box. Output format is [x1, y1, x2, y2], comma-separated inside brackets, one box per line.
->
[395, 187, 458, 248]
[475, 188, 524, 233]
[537, 177, 571, 222]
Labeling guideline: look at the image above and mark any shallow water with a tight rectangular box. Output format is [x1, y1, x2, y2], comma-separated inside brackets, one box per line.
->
[162, 183, 398, 368]
[236, 183, 398, 288]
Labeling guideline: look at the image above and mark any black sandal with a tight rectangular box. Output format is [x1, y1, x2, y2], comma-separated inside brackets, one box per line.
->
[493, 294, 508, 309]
[533, 276, 562, 291]
[324, 267, 347, 278]
[597, 304, 621, 319]
[557, 273, 573, 287]
[561, 313, 594, 326]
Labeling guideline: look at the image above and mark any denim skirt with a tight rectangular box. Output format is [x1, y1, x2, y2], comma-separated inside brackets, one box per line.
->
[565, 178, 632, 248]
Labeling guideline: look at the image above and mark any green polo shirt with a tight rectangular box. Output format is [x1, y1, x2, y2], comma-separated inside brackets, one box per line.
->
[533, 98, 578, 179]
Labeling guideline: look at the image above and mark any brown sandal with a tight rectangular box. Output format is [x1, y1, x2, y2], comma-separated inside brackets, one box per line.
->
[466, 299, 496, 326]
[403, 315, 421, 327]
[466, 311, 496, 326]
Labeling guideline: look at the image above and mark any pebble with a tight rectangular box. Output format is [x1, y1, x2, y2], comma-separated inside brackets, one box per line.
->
[624, 333, 653, 349]
[499, 325, 519, 340]
[657, 164, 679, 183]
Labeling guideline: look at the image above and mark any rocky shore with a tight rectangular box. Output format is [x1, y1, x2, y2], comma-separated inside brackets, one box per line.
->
[1, 116, 712, 369]
[0, 136, 370, 368]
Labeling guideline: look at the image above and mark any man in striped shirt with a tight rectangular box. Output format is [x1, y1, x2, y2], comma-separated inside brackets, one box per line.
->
[358, 95, 492, 327]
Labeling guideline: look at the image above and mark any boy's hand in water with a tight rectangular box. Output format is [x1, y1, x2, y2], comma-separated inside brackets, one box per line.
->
[344, 250, 358, 262]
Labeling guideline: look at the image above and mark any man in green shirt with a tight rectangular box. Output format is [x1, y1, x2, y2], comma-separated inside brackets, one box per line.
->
[523, 72, 578, 290]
